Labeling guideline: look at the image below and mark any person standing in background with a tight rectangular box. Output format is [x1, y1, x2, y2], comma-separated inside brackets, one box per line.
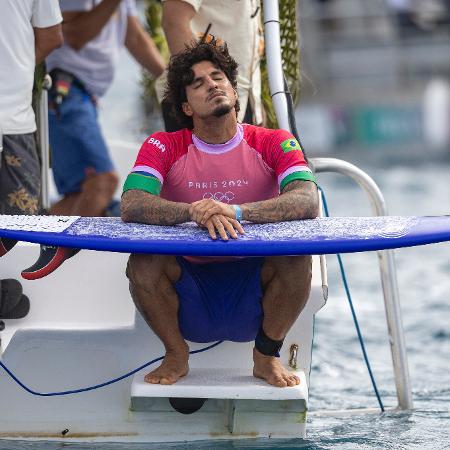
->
[159, 0, 264, 131]
[47, 0, 165, 217]
[0, 0, 62, 318]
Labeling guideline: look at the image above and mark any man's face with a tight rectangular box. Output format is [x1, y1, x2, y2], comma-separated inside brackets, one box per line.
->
[182, 61, 237, 121]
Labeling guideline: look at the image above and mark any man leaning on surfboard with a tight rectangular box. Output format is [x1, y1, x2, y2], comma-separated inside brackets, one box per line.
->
[121, 42, 318, 388]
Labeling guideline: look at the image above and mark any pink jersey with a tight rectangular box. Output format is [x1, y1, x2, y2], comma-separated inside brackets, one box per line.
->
[123, 123, 315, 204]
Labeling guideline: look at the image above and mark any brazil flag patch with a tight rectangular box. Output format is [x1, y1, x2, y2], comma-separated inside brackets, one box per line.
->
[280, 138, 302, 153]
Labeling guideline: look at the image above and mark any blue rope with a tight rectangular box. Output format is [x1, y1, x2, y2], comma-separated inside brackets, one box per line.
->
[319, 187, 385, 412]
[0, 340, 223, 397]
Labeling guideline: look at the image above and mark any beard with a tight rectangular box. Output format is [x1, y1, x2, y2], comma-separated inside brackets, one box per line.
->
[212, 103, 233, 117]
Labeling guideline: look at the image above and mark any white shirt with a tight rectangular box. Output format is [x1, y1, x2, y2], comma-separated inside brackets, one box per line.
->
[46, 0, 137, 98]
[162, 0, 263, 124]
[0, 0, 62, 134]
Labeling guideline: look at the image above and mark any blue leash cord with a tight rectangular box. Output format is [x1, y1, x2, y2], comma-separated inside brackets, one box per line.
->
[319, 187, 385, 412]
[0, 340, 223, 397]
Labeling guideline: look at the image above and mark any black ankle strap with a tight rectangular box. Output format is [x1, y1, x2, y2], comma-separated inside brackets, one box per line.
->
[255, 327, 284, 357]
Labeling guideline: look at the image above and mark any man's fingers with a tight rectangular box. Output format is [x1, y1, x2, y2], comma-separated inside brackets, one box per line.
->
[206, 220, 217, 240]
[212, 216, 228, 241]
[191, 200, 221, 225]
[201, 203, 236, 224]
[192, 205, 209, 224]
[222, 217, 238, 239]
[201, 206, 222, 224]
[229, 218, 245, 235]
[204, 215, 245, 241]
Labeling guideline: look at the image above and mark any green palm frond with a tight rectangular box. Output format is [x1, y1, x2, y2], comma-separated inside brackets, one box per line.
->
[142, 0, 170, 108]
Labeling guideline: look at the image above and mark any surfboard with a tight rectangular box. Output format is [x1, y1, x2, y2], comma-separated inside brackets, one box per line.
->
[1, 214, 450, 256]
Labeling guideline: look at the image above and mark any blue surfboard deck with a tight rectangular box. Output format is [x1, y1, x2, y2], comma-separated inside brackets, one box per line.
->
[0, 215, 450, 256]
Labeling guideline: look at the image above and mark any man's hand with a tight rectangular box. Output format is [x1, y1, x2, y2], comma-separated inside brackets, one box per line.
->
[202, 214, 245, 241]
[189, 199, 236, 225]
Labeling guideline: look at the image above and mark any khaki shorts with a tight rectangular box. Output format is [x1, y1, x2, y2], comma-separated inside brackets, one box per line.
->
[0, 133, 40, 215]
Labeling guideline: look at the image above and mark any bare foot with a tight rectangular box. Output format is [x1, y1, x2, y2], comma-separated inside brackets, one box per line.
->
[253, 348, 300, 388]
[145, 347, 189, 385]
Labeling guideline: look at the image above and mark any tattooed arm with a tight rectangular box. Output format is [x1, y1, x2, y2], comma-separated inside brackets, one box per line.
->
[121, 190, 245, 241]
[190, 180, 319, 225]
[241, 180, 319, 223]
[121, 190, 191, 225]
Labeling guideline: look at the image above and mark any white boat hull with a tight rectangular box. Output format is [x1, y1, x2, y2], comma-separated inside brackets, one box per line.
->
[0, 243, 326, 442]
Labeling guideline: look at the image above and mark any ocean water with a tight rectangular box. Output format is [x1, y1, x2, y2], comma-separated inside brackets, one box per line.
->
[2, 51, 450, 449]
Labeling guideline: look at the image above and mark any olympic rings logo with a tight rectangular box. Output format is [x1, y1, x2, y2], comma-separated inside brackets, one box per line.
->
[202, 191, 236, 203]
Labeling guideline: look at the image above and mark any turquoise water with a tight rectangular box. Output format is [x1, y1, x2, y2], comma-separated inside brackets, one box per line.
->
[2, 51, 450, 450]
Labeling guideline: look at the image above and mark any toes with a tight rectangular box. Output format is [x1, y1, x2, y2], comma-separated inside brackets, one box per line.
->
[269, 371, 301, 388]
[144, 370, 181, 385]
[144, 374, 160, 384]
[286, 374, 300, 386]
[271, 375, 288, 388]
[144, 370, 167, 384]
[160, 376, 178, 385]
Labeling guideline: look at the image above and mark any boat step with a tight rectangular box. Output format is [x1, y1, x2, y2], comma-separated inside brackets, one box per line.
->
[131, 367, 308, 408]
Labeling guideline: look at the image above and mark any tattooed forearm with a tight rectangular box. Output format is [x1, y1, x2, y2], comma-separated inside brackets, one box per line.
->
[241, 180, 319, 223]
[121, 190, 191, 225]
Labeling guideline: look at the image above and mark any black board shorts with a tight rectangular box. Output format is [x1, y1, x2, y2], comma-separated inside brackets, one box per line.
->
[0, 133, 40, 215]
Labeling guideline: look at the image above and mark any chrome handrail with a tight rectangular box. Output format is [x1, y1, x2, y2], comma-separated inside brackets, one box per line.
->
[311, 157, 413, 410]
[37, 74, 52, 211]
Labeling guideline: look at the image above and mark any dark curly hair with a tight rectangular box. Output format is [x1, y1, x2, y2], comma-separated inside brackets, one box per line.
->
[163, 41, 240, 130]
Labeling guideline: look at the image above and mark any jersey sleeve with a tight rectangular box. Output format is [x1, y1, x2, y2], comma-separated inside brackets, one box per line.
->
[263, 129, 316, 191]
[125, 0, 138, 16]
[57, 0, 92, 13]
[32, 0, 62, 28]
[122, 132, 173, 196]
[161, 0, 202, 13]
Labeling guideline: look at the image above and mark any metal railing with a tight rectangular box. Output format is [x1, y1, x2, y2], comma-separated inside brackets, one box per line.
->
[36, 75, 52, 211]
[311, 157, 414, 410]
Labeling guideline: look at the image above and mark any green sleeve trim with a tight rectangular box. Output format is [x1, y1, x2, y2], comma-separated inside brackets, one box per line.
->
[280, 171, 317, 191]
[123, 173, 162, 195]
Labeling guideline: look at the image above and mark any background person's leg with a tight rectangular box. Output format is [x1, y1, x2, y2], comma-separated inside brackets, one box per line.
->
[0, 133, 40, 255]
[70, 170, 118, 216]
[0, 134, 40, 215]
[126, 253, 189, 385]
[0, 134, 39, 316]
[253, 255, 312, 387]
[49, 86, 118, 216]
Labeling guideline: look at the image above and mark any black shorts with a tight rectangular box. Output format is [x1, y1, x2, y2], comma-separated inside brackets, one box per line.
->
[0, 133, 40, 215]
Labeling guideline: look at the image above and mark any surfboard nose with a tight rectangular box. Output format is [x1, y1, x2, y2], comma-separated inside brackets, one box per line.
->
[21, 245, 80, 280]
